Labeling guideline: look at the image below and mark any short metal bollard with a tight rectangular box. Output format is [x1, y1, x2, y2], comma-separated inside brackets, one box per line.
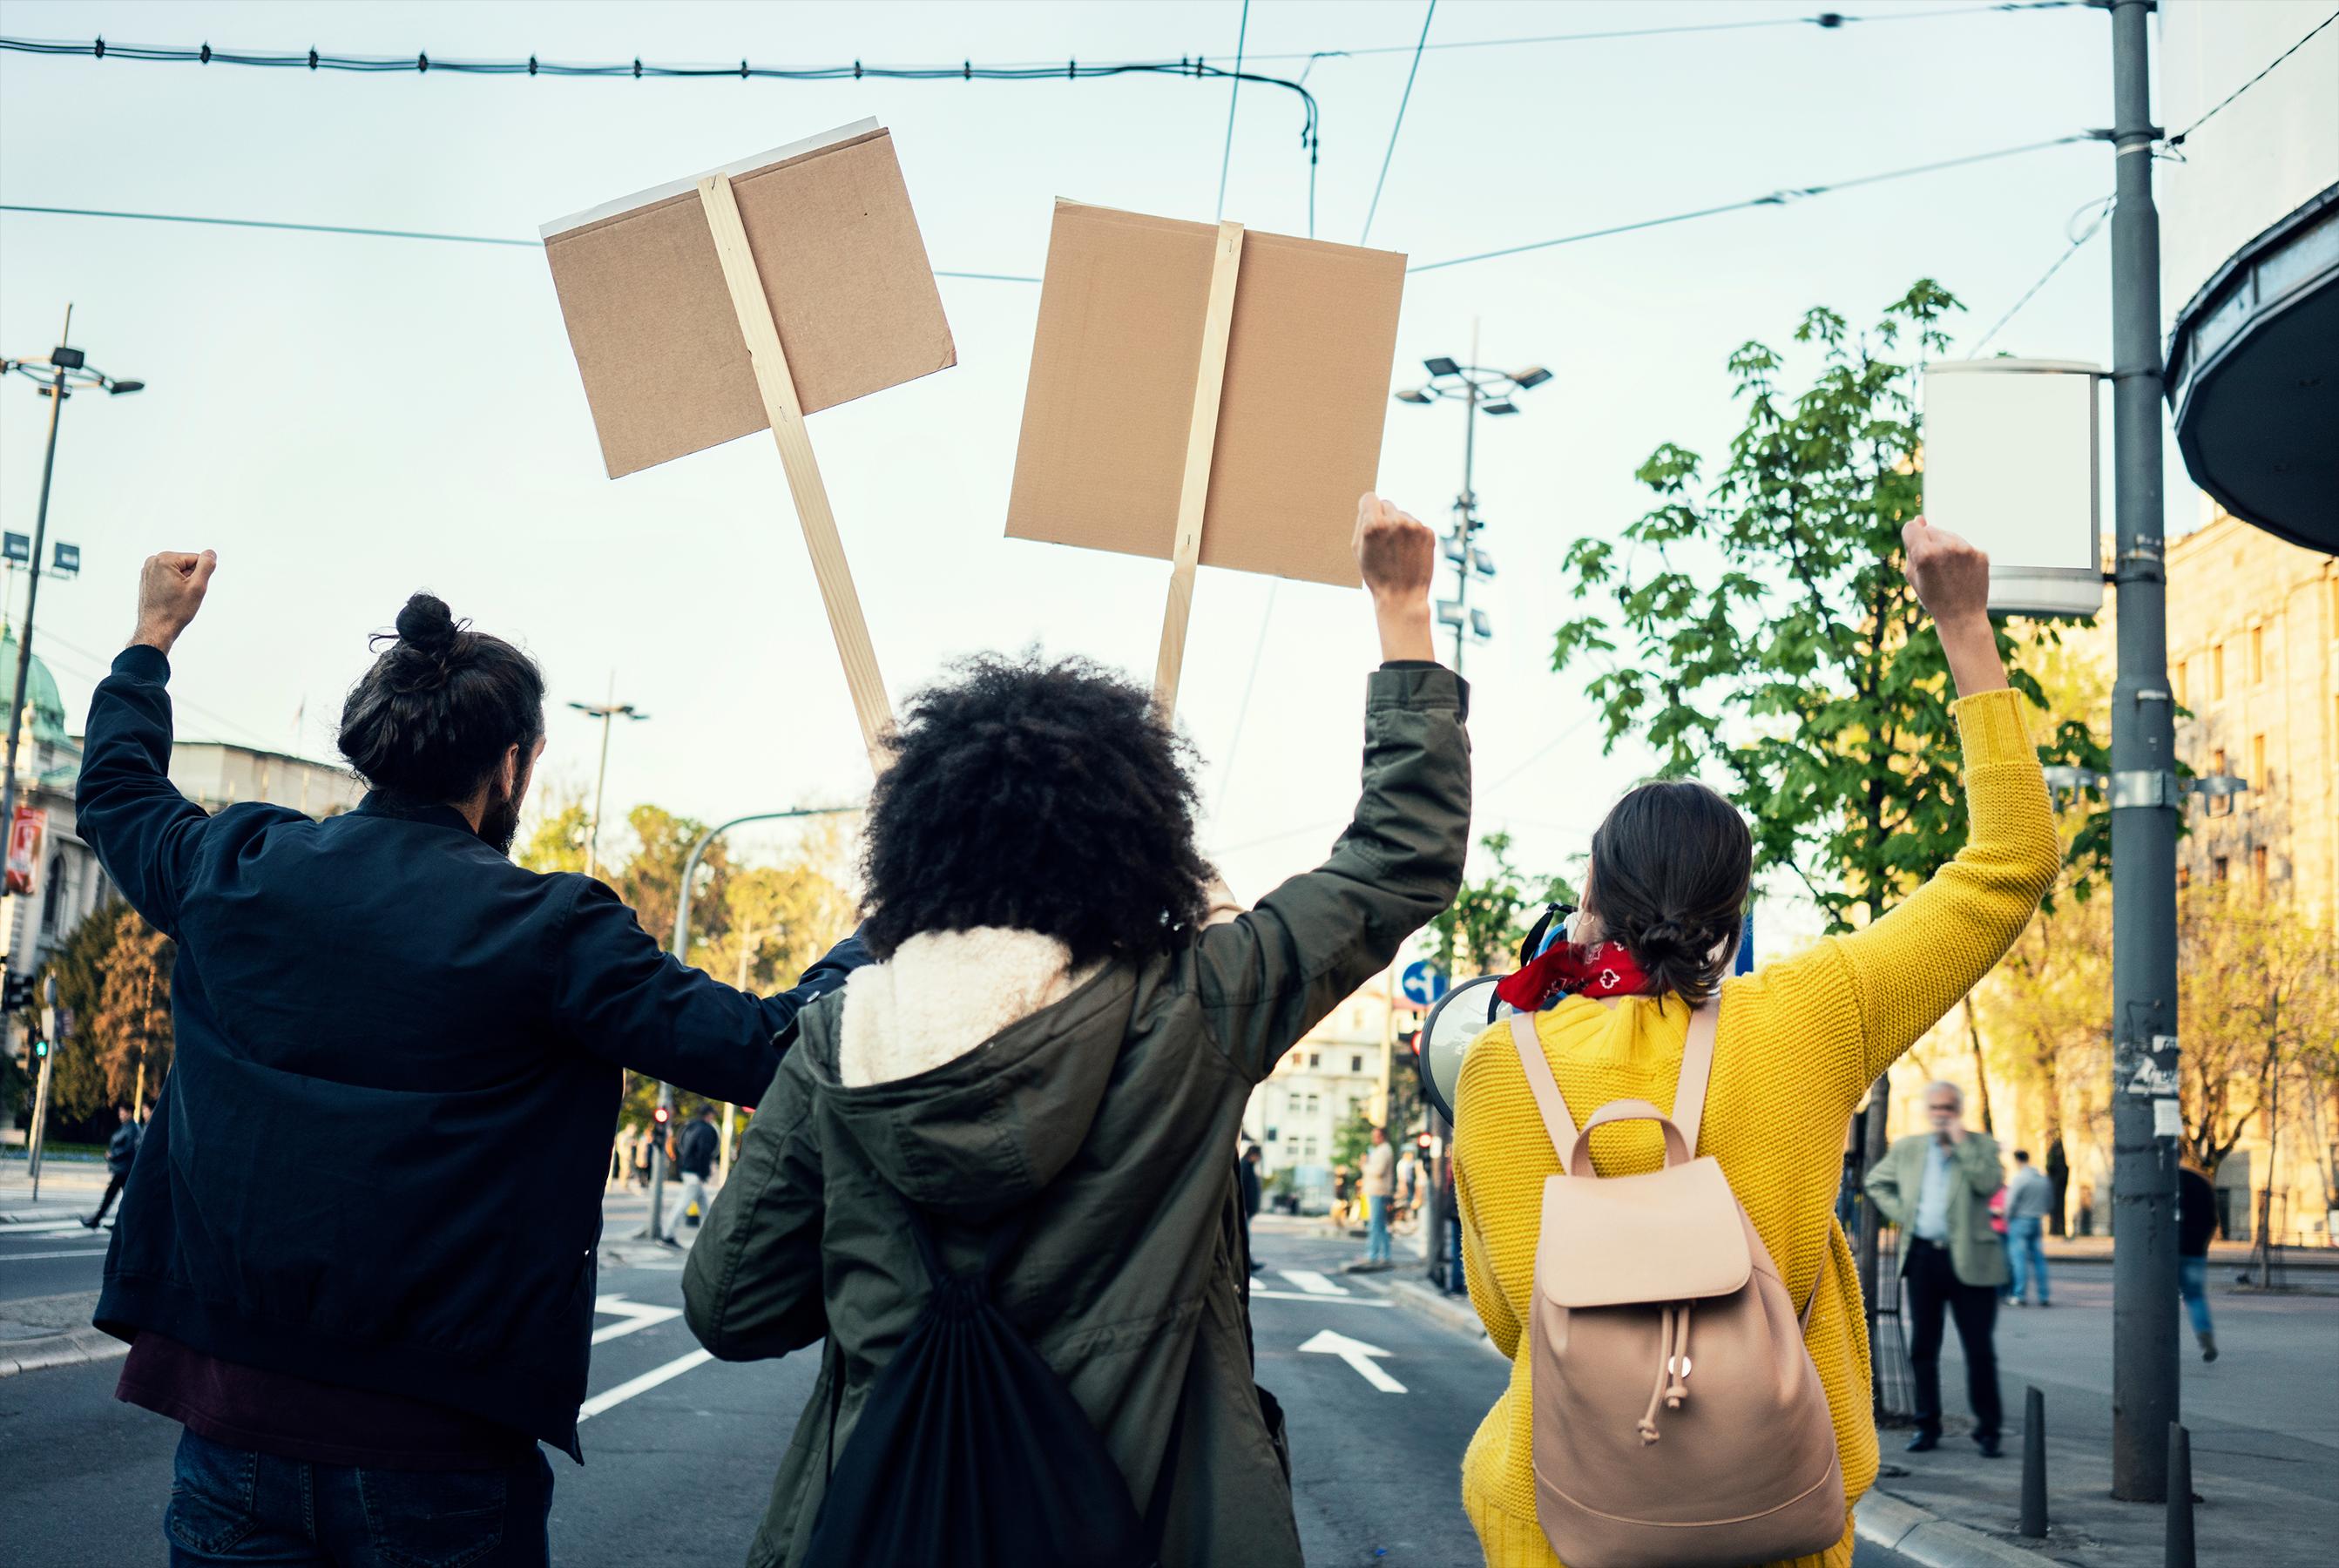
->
[2019, 1386, 2048, 1538]
[2165, 1422, 2195, 1568]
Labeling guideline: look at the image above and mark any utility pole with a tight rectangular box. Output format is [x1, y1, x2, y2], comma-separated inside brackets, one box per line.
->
[567, 692, 647, 882]
[2105, 0, 2181, 1504]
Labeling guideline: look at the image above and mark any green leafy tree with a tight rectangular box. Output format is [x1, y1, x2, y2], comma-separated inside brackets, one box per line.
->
[1332, 1102, 1376, 1172]
[516, 782, 591, 875]
[1424, 831, 1579, 978]
[1548, 281, 2107, 942]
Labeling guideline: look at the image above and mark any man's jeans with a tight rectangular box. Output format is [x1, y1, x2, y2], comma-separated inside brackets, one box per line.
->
[165, 1428, 553, 1566]
[1364, 1195, 1392, 1263]
[1903, 1237, 2003, 1440]
[663, 1173, 713, 1240]
[2004, 1215, 2048, 1304]
[2179, 1255, 2215, 1336]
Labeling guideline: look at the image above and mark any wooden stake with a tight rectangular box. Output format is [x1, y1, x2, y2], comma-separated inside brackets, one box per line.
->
[696, 173, 893, 769]
[1153, 220, 1245, 714]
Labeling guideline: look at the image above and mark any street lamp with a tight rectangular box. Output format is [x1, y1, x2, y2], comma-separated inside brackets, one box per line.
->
[566, 697, 649, 881]
[2, 308, 139, 918]
[1389, 352, 1550, 675]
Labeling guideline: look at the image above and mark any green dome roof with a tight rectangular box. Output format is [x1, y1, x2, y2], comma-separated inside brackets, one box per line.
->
[0, 625, 70, 749]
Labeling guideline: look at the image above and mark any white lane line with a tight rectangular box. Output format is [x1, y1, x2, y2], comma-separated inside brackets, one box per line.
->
[1250, 1288, 1391, 1306]
[1277, 1268, 1350, 1296]
[590, 1294, 684, 1345]
[1299, 1329, 1406, 1393]
[576, 1348, 713, 1422]
[0, 1249, 109, 1261]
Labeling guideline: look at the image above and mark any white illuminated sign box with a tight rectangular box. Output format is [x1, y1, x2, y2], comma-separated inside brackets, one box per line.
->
[1922, 360, 2103, 618]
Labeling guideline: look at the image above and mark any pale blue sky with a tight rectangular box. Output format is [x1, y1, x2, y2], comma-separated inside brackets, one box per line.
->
[0, 0, 2200, 933]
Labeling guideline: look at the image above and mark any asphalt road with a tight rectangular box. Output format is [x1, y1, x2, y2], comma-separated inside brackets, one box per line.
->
[0, 1190, 1923, 1566]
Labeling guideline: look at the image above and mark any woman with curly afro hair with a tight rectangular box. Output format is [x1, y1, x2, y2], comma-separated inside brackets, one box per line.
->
[686, 496, 1473, 1568]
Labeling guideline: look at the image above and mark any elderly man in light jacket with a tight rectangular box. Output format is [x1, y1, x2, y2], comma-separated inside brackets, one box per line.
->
[1865, 1081, 2008, 1456]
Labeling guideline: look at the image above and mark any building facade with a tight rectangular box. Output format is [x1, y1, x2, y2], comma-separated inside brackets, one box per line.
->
[2, 630, 365, 999]
[1243, 979, 1399, 1209]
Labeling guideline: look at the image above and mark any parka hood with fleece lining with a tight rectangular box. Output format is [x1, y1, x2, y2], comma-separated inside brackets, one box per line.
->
[797, 926, 1126, 1226]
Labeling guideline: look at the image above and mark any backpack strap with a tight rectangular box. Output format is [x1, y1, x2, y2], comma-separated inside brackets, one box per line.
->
[1507, 1010, 1582, 1163]
[1670, 997, 1720, 1159]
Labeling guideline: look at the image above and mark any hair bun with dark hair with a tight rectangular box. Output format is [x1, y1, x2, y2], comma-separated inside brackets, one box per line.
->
[395, 592, 459, 656]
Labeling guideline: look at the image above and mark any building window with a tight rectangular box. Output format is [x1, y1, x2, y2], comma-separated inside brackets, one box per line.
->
[1349, 1054, 1363, 1074]
[38, 854, 64, 930]
[2210, 747, 2231, 815]
[2213, 644, 2226, 700]
[2173, 659, 2187, 707]
[2213, 856, 2229, 883]
[2251, 734, 2268, 798]
[2249, 624, 2265, 684]
[1308, 1051, 1320, 1069]
[2177, 863, 2191, 891]
[2252, 845, 2268, 889]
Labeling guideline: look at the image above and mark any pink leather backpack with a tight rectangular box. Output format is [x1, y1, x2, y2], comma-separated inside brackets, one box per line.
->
[1506, 1003, 1844, 1567]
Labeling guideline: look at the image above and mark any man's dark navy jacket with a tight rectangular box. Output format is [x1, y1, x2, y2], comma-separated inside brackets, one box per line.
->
[78, 644, 867, 1458]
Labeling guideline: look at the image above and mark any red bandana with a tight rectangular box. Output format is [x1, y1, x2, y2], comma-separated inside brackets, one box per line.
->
[1494, 939, 1654, 1012]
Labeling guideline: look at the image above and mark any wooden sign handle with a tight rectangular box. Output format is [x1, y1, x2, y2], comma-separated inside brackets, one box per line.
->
[696, 173, 893, 770]
[1153, 220, 1246, 715]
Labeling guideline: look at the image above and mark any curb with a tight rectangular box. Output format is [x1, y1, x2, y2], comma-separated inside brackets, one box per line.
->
[0, 1326, 128, 1381]
[1377, 1275, 1491, 1343]
[1855, 1491, 2064, 1568]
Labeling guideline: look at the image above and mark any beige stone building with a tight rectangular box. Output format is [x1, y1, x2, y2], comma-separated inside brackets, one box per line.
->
[2163, 512, 2339, 923]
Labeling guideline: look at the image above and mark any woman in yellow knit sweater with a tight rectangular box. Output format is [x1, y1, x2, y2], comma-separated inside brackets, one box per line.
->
[1452, 518, 2059, 1568]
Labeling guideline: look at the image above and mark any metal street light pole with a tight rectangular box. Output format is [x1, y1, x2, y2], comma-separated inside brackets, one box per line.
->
[567, 696, 647, 882]
[639, 804, 859, 1240]
[2105, 0, 2181, 1502]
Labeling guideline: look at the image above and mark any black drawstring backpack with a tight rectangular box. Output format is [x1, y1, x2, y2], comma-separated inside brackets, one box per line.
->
[800, 1201, 1181, 1568]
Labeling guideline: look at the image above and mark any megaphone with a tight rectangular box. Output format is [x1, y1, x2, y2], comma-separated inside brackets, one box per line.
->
[1415, 973, 1510, 1125]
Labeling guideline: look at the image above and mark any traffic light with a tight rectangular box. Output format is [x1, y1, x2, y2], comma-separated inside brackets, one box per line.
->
[652, 1105, 671, 1125]
[30, 1034, 47, 1058]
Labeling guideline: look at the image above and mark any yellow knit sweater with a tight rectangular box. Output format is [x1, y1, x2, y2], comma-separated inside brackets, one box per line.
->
[1452, 688, 2058, 1568]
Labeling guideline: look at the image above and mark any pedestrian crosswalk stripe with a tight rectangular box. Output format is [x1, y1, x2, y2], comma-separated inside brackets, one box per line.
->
[577, 1348, 713, 1422]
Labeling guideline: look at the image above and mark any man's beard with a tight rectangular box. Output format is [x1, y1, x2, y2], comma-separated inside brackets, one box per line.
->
[477, 776, 524, 856]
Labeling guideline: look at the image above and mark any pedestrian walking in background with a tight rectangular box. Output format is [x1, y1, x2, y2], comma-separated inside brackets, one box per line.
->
[76, 555, 867, 1568]
[1239, 1145, 1265, 1274]
[2178, 1160, 2220, 1361]
[661, 1105, 723, 1243]
[1361, 1125, 1396, 1266]
[1454, 518, 2056, 1567]
[1867, 1082, 2010, 1456]
[79, 1105, 143, 1229]
[1396, 1141, 1423, 1224]
[683, 495, 1469, 1568]
[2002, 1149, 2053, 1306]
[1331, 1163, 1352, 1229]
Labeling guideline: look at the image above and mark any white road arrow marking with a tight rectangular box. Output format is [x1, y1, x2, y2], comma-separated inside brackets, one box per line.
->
[1278, 1268, 1350, 1296]
[576, 1348, 713, 1422]
[1250, 1288, 1391, 1307]
[591, 1294, 685, 1345]
[1299, 1328, 1406, 1393]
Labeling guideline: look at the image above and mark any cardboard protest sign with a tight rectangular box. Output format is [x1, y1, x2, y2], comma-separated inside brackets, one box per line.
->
[1004, 200, 1406, 706]
[542, 120, 953, 762]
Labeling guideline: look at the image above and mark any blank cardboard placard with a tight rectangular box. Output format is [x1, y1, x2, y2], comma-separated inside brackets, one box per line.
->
[1006, 200, 1406, 589]
[543, 119, 956, 481]
[1922, 360, 2103, 618]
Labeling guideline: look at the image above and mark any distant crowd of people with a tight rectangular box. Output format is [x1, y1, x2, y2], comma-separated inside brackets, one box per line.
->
[64, 508, 2219, 1568]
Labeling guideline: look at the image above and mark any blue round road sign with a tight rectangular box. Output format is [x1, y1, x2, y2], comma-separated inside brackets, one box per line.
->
[1400, 960, 1448, 1006]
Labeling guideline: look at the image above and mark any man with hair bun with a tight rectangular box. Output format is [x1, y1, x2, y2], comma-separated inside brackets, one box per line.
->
[75, 551, 866, 1566]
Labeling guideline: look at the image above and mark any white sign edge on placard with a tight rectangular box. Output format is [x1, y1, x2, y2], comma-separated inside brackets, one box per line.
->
[537, 117, 884, 240]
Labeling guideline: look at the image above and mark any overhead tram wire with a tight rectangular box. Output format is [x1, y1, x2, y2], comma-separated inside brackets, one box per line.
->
[1407, 132, 2097, 273]
[1214, 0, 1251, 222]
[1237, 1, 2084, 61]
[0, 34, 1322, 224]
[1967, 193, 2115, 357]
[2163, 7, 2339, 151]
[1211, 0, 1437, 825]
[0, 205, 1043, 280]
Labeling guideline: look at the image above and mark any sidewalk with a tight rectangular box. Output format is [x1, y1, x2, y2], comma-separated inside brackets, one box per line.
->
[0, 1159, 109, 1225]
